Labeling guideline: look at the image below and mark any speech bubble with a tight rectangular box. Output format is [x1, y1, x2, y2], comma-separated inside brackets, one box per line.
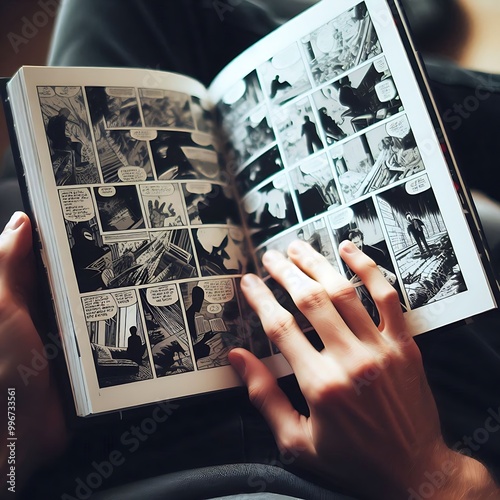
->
[374, 57, 389, 73]
[196, 228, 227, 252]
[185, 182, 212, 195]
[272, 43, 302, 69]
[59, 188, 95, 223]
[191, 133, 213, 147]
[106, 87, 136, 98]
[146, 284, 179, 307]
[112, 290, 137, 307]
[405, 175, 431, 195]
[118, 167, 148, 182]
[315, 25, 335, 54]
[386, 115, 411, 139]
[98, 186, 116, 197]
[141, 184, 176, 197]
[130, 129, 158, 141]
[222, 80, 247, 105]
[300, 155, 329, 174]
[82, 294, 117, 322]
[272, 174, 289, 190]
[141, 89, 165, 99]
[329, 207, 354, 229]
[38, 86, 55, 98]
[207, 304, 222, 314]
[250, 106, 266, 125]
[198, 279, 234, 303]
[243, 191, 262, 214]
[375, 80, 397, 102]
[55, 86, 80, 98]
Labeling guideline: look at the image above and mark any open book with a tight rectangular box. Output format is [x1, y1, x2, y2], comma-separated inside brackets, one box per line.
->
[4, 0, 498, 416]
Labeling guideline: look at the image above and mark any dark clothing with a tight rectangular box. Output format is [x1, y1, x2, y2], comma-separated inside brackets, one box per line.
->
[407, 218, 431, 253]
[17, 1, 500, 498]
[46, 114, 70, 150]
[301, 120, 323, 154]
[126, 334, 145, 364]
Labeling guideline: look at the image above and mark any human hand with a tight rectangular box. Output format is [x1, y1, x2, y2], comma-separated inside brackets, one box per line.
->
[230, 239, 496, 499]
[0, 213, 67, 494]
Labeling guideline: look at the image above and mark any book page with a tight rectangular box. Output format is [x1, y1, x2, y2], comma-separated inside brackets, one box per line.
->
[209, 0, 497, 337]
[16, 67, 281, 415]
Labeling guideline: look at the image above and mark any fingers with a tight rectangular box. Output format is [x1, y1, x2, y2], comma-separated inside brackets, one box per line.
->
[240, 273, 320, 377]
[261, 250, 361, 352]
[339, 241, 405, 337]
[229, 348, 310, 455]
[286, 240, 379, 343]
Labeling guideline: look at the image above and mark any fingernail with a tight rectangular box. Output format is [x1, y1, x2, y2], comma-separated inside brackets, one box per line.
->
[340, 240, 357, 253]
[262, 249, 283, 264]
[230, 354, 246, 379]
[3, 212, 24, 233]
[241, 273, 260, 288]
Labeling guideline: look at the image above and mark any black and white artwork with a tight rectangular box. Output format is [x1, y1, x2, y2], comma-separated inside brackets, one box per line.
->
[38, 86, 100, 185]
[183, 182, 241, 226]
[301, 2, 382, 85]
[94, 185, 145, 232]
[191, 96, 215, 134]
[257, 218, 340, 275]
[139, 88, 195, 129]
[235, 145, 284, 194]
[140, 285, 194, 377]
[218, 70, 264, 127]
[258, 43, 312, 106]
[230, 106, 276, 164]
[180, 279, 247, 370]
[150, 131, 222, 181]
[275, 97, 324, 166]
[193, 227, 247, 276]
[86, 86, 142, 129]
[140, 183, 187, 228]
[83, 291, 153, 388]
[377, 176, 467, 309]
[95, 130, 154, 183]
[289, 154, 341, 220]
[66, 219, 197, 292]
[329, 198, 406, 324]
[312, 56, 402, 137]
[243, 174, 298, 245]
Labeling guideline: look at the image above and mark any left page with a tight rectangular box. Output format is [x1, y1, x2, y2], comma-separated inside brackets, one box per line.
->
[12, 67, 281, 416]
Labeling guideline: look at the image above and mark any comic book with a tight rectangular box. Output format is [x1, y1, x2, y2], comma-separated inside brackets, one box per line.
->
[4, 0, 498, 416]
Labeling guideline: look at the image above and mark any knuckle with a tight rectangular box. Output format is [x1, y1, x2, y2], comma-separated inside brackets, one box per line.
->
[329, 283, 358, 304]
[266, 313, 297, 344]
[294, 285, 329, 312]
[276, 432, 304, 456]
[375, 286, 399, 306]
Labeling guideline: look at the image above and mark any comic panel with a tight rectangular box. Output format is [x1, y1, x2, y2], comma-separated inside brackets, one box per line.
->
[86, 86, 142, 129]
[94, 185, 145, 232]
[301, 2, 382, 86]
[274, 97, 324, 166]
[242, 173, 298, 246]
[180, 279, 247, 370]
[140, 285, 194, 377]
[38, 86, 100, 185]
[312, 56, 402, 140]
[289, 154, 341, 220]
[328, 199, 406, 324]
[218, 70, 264, 127]
[256, 218, 340, 275]
[150, 131, 222, 181]
[191, 96, 215, 134]
[235, 145, 284, 194]
[183, 182, 241, 226]
[229, 106, 276, 164]
[364, 115, 425, 186]
[377, 176, 467, 309]
[95, 129, 155, 183]
[258, 43, 312, 107]
[139, 88, 195, 129]
[192, 227, 248, 276]
[82, 290, 153, 388]
[140, 183, 187, 228]
[65, 218, 197, 292]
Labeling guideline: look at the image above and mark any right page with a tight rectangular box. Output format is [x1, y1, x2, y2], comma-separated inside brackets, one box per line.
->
[210, 0, 497, 335]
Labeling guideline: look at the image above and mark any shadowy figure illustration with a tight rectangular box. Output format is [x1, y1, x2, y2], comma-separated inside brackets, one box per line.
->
[126, 326, 146, 365]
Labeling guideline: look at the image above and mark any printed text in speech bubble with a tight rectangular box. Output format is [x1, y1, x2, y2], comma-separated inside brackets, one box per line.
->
[329, 207, 354, 229]
[405, 176, 431, 195]
[146, 285, 178, 307]
[199, 279, 234, 303]
[82, 294, 117, 322]
[60, 188, 95, 223]
[386, 116, 411, 139]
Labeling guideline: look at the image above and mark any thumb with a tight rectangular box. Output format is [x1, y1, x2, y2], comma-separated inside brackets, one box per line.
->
[229, 348, 306, 452]
[0, 212, 35, 303]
